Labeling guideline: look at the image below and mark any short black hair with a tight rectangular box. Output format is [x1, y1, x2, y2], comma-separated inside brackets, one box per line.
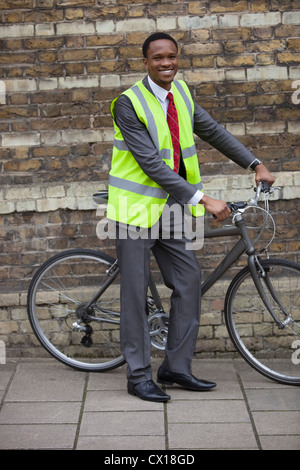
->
[142, 32, 178, 58]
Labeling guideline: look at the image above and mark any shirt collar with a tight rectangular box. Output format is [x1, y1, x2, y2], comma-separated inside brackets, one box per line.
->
[147, 75, 173, 103]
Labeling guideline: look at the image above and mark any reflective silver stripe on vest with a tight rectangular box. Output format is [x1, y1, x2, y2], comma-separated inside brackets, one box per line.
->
[173, 80, 194, 129]
[109, 174, 168, 199]
[113, 138, 194, 159]
[114, 138, 129, 151]
[181, 144, 197, 159]
[131, 85, 171, 160]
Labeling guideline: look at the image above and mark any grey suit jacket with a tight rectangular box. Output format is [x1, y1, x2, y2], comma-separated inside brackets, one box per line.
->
[113, 75, 256, 206]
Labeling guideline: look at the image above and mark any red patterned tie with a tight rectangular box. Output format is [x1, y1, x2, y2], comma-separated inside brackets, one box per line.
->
[167, 92, 179, 173]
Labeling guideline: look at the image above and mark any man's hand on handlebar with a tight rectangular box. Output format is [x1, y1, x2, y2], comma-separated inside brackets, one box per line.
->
[254, 163, 275, 187]
[200, 195, 231, 221]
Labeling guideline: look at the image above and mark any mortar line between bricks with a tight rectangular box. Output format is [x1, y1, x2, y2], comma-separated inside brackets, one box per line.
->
[235, 370, 262, 450]
[73, 371, 89, 450]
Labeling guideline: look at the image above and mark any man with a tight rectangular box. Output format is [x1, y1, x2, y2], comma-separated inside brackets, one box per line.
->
[107, 32, 275, 402]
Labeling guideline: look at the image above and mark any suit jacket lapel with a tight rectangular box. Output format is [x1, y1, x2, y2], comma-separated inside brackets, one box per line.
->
[142, 75, 155, 96]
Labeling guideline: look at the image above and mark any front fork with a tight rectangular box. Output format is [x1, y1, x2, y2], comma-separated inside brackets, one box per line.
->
[235, 214, 290, 329]
[248, 254, 292, 329]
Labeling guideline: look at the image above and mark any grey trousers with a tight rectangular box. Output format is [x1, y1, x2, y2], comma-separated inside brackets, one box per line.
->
[116, 198, 202, 384]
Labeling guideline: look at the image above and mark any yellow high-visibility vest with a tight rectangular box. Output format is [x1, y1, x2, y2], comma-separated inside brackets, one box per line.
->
[107, 79, 204, 228]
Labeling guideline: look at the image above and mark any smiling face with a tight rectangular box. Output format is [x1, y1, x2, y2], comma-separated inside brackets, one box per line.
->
[143, 39, 178, 90]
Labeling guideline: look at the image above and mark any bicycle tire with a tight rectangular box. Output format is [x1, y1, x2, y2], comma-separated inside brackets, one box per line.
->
[27, 248, 125, 372]
[225, 258, 300, 386]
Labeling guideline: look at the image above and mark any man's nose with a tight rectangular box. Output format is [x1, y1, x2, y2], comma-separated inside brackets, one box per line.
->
[161, 57, 172, 66]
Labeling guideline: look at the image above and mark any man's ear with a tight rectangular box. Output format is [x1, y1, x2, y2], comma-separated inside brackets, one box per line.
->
[143, 57, 148, 71]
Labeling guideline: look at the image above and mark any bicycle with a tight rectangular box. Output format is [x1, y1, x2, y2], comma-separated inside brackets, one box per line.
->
[27, 182, 300, 386]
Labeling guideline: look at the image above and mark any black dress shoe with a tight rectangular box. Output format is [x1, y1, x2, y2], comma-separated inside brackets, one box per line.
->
[157, 366, 216, 391]
[128, 379, 171, 402]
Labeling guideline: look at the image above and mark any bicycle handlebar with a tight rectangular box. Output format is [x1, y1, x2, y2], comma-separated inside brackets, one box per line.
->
[211, 181, 274, 219]
[227, 180, 273, 214]
[93, 181, 277, 217]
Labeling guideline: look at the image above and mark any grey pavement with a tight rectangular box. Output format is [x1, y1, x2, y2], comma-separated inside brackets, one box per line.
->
[0, 357, 299, 451]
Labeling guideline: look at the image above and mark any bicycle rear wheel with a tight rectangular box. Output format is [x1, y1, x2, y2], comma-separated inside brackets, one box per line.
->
[225, 258, 300, 385]
[27, 249, 125, 372]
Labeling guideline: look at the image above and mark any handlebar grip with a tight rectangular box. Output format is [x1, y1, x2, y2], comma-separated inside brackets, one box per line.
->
[260, 181, 271, 193]
[254, 180, 271, 193]
[93, 191, 109, 205]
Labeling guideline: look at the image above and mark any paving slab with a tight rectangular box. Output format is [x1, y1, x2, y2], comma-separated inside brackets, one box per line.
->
[259, 435, 300, 451]
[245, 388, 300, 411]
[0, 424, 77, 450]
[252, 411, 300, 435]
[167, 422, 258, 450]
[4, 361, 86, 402]
[0, 361, 16, 402]
[167, 399, 250, 423]
[0, 401, 81, 424]
[79, 410, 165, 436]
[76, 435, 166, 450]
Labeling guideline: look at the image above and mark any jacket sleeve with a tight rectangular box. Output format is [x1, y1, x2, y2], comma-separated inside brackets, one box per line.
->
[113, 94, 197, 204]
[193, 102, 256, 168]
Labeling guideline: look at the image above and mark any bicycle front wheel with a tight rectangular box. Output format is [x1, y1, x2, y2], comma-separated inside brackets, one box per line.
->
[27, 249, 125, 372]
[225, 258, 300, 386]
